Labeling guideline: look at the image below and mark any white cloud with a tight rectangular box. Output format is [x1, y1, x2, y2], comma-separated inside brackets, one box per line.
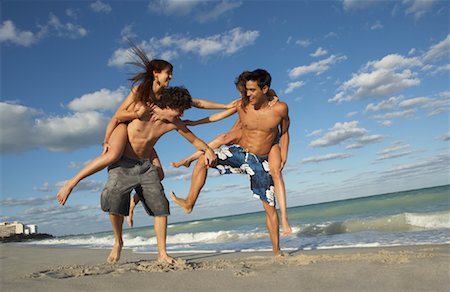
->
[0, 102, 109, 153]
[295, 39, 311, 47]
[302, 153, 352, 164]
[109, 28, 259, 66]
[342, 0, 379, 11]
[288, 55, 347, 79]
[148, 0, 241, 23]
[422, 34, 450, 62]
[67, 87, 127, 112]
[306, 129, 323, 137]
[398, 96, 432, 107]
[0, 195, 54, 207]
[403, 0, 437, 19]
[346, 111, 358, 118]
[195, 1, 242, 23]
[439, 132, 450, 141]
[33, 182, 51, 192]
[309, 121, 373, 148]
[148, 0, 202, 16]
[330, 54, 422, 103]
[0, 20, 37, 46]
[370, 20, 383, 30]
[365, 96, 403, 112]
[310, 47, 328, 57]
[37, 13, 87, 39]
[376, 143, 412, 161]
[56, 180, 105, 193]
[345, 134, 384, 149]
[373, 109, 416, 120]
[90, 0, 112, 13]
[284, 81, 305, 94]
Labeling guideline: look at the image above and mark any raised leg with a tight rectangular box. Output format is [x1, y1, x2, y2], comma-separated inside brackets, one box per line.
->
[171, 155, 209, 213]
[57, 124, 128, 205]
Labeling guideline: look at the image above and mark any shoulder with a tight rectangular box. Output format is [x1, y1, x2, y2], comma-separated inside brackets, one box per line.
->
[273, 101, 288, 114]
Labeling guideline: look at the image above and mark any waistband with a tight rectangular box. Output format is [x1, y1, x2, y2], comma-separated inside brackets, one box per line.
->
[120, 155, 151, 165]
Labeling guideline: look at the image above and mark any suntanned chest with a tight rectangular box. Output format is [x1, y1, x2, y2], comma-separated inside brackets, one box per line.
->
[238, 106, 280, 132]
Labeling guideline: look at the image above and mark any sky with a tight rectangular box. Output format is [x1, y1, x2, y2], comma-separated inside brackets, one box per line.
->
[1, 0, 449, 236]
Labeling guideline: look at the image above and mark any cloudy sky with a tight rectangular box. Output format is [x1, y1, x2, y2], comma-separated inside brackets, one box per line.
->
[1, 0, 449, 236]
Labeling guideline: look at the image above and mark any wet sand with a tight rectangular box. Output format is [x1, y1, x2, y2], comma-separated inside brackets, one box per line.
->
[1, 244, 449, 291]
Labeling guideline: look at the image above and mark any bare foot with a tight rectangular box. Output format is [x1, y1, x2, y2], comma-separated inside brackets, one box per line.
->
[170, 191, 193, 214]
[274, 250, 288, 258]
[170, 159, 192, 168]
[56, 182, 74, 206]
[158, 254, 176, 264]
[107, 243, 122, 264]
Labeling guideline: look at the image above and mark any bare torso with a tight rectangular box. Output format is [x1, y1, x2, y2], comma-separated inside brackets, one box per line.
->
[123, 103, 176, 159]
[237, 102, 286, 156]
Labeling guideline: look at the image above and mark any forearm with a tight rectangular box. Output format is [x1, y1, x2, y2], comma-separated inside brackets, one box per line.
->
[192, 98, 227, 109]
[279, 132, 289, 163]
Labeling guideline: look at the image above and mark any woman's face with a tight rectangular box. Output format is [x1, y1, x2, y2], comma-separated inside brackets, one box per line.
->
[155, 67, 173, 88]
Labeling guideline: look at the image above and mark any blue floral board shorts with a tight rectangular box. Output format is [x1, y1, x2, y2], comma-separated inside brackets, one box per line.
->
[213, 145, 275, 206]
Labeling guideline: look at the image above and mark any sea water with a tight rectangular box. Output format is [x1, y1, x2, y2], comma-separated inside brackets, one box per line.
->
[25, 185, 450, 253]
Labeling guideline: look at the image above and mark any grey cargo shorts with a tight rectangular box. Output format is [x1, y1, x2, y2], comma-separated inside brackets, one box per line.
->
[101, 156, 170, 217]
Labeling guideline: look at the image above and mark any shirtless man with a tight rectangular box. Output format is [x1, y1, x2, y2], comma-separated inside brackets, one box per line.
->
[59, 86, 216, 263]
[172, 69, 290, 256]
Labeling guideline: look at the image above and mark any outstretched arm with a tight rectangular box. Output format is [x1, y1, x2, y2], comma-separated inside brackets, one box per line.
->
[191, 98, 238, 109]
[185, 107, 237, 126]
[171, 118, 217, 167]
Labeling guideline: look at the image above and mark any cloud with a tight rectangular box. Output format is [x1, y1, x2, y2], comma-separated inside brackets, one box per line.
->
[365, 96, 403, 112]
[0, 20, 37, 46]
[0, 101, 108, 153]
[302, 153, 352, 164]
[33, 182, 51, 192]
[373, 109, 416, 120]
[67, 87, 127, 112]
[370, 20, 383, 30]
[376, 143, 412, 161]
[438, 132, 450, 141]
[148, 0, 241, 23]
[422, 34, 450, 62]
[342, 0, 379, 11]
[296, 39, 311, 47]
[398, 96, 432, 107]
[109, 27, 259, 66]
[403, 0, 437, 19]
[284, 81, 305, 94]
[56, 180, 105, 193]
[330, 54, 422, 103]
[310, 121, 367, 147]
[90, 0, 112, 13]
[288, 55, 347, 79]
[0, 195, 54, 207]
[310, 47, 328, 57]
[345, 134, 383, 149]
[36, 13, 87, 40]
[306, 129, 323, 137]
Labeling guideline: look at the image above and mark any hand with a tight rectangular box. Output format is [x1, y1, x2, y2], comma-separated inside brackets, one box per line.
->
[137, 104, 154, 120]
[226, 98, 240, 109]
[150, 106, 175, 122]
[127, 216, 133, 228]
[268, 96, 279, 107]
[102, 142, 111, 155]
[203, 147, 217, 167]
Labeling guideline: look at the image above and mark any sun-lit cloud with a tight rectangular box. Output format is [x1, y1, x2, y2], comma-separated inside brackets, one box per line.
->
[0, 20, 37, 46]
[67, 87, 127, 112]
[288, 55, 347, 79]
[301, 153, 352, 164]
[108, 27, 259, 66]
[284, 81, 305, 94]
[90, 0, 112, 13]
[310, 47, 328, 57]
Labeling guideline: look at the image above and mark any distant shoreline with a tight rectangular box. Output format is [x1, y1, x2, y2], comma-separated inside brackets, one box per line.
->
[0, 233, 53, 243]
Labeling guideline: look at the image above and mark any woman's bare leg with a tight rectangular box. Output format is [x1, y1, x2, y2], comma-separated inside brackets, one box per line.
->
[171, 130, 241, 168]
[268, 144, 292, 236]
[56, 124, 128, 205]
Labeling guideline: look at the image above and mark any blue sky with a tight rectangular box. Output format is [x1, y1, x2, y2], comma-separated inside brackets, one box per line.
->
[1, 0, 449, 236]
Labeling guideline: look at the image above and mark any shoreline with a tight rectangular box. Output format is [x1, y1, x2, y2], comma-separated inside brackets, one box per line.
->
[1, 243, 449, 292]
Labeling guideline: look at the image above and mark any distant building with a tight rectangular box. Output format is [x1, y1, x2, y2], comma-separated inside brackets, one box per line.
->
[0, 222, 38, 237]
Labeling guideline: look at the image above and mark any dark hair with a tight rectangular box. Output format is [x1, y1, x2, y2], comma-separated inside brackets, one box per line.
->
[155, 86, 192, 111]
[127, 41, 173, 105]
[240, 69, 272, 109]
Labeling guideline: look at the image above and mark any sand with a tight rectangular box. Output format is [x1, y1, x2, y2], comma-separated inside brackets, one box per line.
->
[1, 244, 449, 292]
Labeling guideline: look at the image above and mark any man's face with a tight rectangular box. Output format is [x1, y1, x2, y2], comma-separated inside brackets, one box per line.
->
[165, 107, 184, 118]
[246, 80, 266, 102]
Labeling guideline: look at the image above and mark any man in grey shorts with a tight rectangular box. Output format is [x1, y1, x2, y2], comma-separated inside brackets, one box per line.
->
[101, 156, 169, 217]
[101, 86, 216, 264]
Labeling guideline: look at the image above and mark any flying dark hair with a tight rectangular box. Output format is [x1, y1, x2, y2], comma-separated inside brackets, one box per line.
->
[127, 40, 173, 105]
[155, 86, 192, 111]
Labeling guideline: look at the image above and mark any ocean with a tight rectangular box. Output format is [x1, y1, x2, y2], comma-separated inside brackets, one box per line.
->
[24, 185, 450, 253]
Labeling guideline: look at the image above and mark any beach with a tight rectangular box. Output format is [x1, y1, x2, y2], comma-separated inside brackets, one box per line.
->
[1, 243, 449, 292]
